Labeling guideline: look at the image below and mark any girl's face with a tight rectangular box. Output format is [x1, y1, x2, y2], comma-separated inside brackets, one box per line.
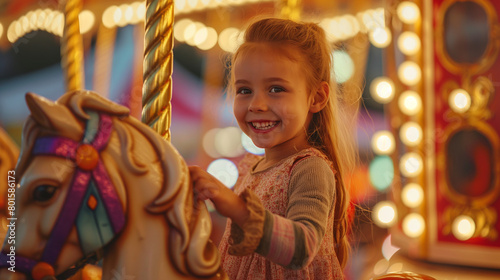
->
[233, 43, 315, 154]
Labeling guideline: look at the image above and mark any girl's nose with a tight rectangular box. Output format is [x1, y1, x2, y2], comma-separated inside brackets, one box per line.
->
[248, 94, 267, 112]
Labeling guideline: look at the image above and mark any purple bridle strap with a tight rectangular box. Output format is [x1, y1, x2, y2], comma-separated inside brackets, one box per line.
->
[0, 113, 125, 274]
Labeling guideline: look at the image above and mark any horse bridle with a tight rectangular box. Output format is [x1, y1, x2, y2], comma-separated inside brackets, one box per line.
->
[0, 111, 126, 279]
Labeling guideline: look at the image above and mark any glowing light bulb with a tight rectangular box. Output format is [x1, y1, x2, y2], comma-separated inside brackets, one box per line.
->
[186, 22, 205, 46]
[241, 133, 265, 155]
[403, 213, 425, 238]
[136, 2, 146, 22]
[193, 27, 208, 45]
[207, 159, 238, 188]
[115, 4, 130, 27]
[0, 23, 3, 40]
[369, 27, 392, 48]
[102, 6, 118, 28]
[398, 90, 422, 116]
[373, 201, 397, 228]
[398, 31, 421, 56]
[183, 22, 197, 43]
[332, 50, 354, 84]
[202, 128, 221, 158]
[449, 89, 471, 113]
[214, 127, 244, 158]
[124, 5, 134, 23]
[398, 61, 421, 86]
[370, 77, 395, 104]
[174, 18, 193, 42]
[452, 215, 475, 241]
[218, 27, 240, 52]
[79, 10, 95, 34]
[400, 152, 423, 177]
[397, 1, 420, 24]
[176, 0, 187, 11]
[400, 122, 422, 147]
[197, 27, 217, 50]
[371, 131, 395, 155]
[401, 183, 424, 208]
[7, 21, 17, 42]
[369, 156, 394, 191]
[187, 0, 198, 8]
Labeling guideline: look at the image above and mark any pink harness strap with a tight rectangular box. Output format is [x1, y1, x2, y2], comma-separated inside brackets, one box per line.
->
[0, 113, 125, 278]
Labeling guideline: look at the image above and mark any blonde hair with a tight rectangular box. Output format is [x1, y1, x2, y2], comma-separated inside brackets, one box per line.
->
[230, 18, 359, 268]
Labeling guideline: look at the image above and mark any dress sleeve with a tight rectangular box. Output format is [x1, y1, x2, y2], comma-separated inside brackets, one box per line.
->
[227, 188, 266, 256]
[255, 156, 336, 269]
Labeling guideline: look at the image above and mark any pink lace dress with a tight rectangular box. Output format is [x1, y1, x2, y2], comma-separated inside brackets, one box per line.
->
[218, 148, 344, 280]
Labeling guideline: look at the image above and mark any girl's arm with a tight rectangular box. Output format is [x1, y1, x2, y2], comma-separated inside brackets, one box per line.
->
[255, 156, 335, 269]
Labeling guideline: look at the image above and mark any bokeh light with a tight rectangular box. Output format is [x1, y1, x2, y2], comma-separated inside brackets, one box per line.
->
[400, 152, 423, 177]
[399, 122, 422, 147]
[174, 18, 193, 42]
[197, 27, 217, 50]
[398, 31, 421, 56]
[397, 1, 421, 24]
[373, 259, 390, 276]
[382, 234, 400, 260]
[214, 127, 245, 158]
[401, 183, 424, 208]
[403, 213, 425, 238]
[398, 61, 421, 86]
[241, 133, 265, 155]
[369, 27, 392, 48]
[79, 10, 95, 34]
[449, 89, 471, 113]
[218, 27, 240, 52]
[202, 128, 221, 158]
[372, 201, 397, 228]
[207, 159, 238, 188]
[371, 130, 395, 155]
[369, 156, 394, 191]
[332, 50, 354, 83]
[452, 215, 476, 241]
[370, 77, 395, 104]
[398, 90, 422, 116]
[102, 6, 118, 28]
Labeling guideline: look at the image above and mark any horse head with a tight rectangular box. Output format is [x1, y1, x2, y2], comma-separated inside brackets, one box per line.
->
[0, 90, 223, 280]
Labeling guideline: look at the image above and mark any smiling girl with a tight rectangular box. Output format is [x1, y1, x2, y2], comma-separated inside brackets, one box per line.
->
[189, 18, 359, 279]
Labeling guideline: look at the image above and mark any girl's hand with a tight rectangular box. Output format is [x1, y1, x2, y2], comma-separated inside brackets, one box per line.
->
[189, 166, 249, 226]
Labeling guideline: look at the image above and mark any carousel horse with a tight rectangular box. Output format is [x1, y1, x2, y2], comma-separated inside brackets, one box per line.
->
[0, 90, 226, 280]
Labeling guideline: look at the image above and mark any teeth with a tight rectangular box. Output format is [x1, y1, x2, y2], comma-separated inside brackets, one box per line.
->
[251, 121, 278, 130]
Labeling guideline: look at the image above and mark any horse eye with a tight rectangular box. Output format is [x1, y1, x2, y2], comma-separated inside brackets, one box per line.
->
[33, 185, 57, 202]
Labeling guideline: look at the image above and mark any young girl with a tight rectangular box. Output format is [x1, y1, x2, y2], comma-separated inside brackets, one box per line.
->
[190, 18, 358, 279]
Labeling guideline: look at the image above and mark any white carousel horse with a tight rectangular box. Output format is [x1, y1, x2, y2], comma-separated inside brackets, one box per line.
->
[0, 90, 226, 280]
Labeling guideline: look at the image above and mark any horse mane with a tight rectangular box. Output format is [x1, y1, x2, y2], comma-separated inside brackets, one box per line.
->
[16, 90, 220, 277]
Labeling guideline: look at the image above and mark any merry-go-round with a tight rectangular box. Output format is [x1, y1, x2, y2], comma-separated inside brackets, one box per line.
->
[0, 0, 499, 279]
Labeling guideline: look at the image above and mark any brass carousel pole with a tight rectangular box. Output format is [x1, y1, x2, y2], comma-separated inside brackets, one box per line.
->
[61, 0, 84, 91]
[142, 0, 174, 141]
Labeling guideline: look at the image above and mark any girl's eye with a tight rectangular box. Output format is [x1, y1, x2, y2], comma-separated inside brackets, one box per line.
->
[33, 185, 57, 202]
[237, 88, 252, 95]
[270, 86, 285, 93]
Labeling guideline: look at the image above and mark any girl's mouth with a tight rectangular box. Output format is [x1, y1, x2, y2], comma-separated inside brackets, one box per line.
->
[250, 121, 279, 131]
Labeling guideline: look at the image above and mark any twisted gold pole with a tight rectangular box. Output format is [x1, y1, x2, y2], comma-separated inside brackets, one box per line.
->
[142, 0, 174, 141]
[61, 0, 84, 91]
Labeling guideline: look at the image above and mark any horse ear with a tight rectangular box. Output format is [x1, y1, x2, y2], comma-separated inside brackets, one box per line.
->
[25, 92, 83, 139]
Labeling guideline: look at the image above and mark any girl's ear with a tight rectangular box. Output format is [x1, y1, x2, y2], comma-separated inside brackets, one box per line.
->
[310, 81, 330, 113]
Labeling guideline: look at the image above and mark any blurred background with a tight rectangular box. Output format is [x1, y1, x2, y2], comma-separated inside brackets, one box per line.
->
[0, 0, 499, 279]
